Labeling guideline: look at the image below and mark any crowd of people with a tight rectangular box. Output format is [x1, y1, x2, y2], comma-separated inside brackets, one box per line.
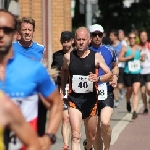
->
[0, 8, 150, 150]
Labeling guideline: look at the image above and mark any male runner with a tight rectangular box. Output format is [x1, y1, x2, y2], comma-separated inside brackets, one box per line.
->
[109, 30, 125, 107]
[139, 30, 150, 114]
[61, 27, 113, 150]
[0, 9, 62, 150]
[83, 24, 118, 150]
[13, 16, 48, 137]
[14, 17, 45, 61]
[0, 92, 40, 150]
[51, 31, 74, 150]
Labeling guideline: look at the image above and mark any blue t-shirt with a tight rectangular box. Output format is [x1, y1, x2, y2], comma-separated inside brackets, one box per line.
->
[0, 51, 56, 121]
[110, 41, 122, 57]
[13, 41, 45, 61]
[90, 45, 116, 91]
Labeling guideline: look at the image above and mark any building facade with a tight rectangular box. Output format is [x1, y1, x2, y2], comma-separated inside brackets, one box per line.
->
[8, 0, 72, 64]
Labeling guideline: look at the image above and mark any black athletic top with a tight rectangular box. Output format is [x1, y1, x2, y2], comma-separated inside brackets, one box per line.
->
[51, 50, 65, 86]
[68, 49, 97, 102]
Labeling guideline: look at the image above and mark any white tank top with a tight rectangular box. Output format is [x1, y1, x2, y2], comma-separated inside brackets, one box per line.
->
[141, 48, 150, 74]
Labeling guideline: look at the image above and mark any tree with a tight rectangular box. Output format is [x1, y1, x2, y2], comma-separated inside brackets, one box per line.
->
[97, 0, 150, 33]
[72, 0, 150, 34]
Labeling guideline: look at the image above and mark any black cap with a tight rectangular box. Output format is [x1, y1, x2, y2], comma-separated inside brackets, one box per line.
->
[60, 31, 73, 40]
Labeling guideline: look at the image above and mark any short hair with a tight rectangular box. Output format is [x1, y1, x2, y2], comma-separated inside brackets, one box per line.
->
[139, 29, 148, 35]
[110, 30, 118, 38]
[17, 17, 35, 30]
[0, 9, 17, 30]
[75, 27, 90, 39]
[128, 32, 135, 37]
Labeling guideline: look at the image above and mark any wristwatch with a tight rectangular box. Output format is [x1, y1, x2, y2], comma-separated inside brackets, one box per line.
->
[45, 133, 56, 145]
[113, 74, 119, 78]
[97, 76, 101, 82]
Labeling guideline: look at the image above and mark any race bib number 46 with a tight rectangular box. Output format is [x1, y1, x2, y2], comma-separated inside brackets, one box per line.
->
[97, 83, 107, 100]
[128, 60, 140, 72]
[72, 75, 93, 93]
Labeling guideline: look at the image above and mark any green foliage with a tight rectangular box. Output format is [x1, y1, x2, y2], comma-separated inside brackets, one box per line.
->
[72, 0, 150, 34]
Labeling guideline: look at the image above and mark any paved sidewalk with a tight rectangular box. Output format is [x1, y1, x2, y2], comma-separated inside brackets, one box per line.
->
[111, 107, 150, 150]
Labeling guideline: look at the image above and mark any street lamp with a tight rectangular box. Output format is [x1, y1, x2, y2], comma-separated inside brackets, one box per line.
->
[80, 0, 98, 29]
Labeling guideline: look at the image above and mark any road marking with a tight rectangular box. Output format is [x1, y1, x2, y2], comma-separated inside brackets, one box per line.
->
[111, 101, 143, 145]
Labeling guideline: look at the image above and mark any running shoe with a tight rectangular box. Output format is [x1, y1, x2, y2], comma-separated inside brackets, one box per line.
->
[132, 111, 138, 119]
[127, 102, 131, 113]
[83, 139, 87, 147]
[143, 108, 148, 114]
[62, 145, 69, 150]
[120, 94, 125, 100]
[83, 139, 93, 150]
[114, 101, 119, 108]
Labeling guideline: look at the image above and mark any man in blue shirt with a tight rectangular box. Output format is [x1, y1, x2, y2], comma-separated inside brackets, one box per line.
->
[0, 9, 62, 150]
[13, 17, 49, 138]
[83, 24, 119, 150]
[109, 30, 126, 108]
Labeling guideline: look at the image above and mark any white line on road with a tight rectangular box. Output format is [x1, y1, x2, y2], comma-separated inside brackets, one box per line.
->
[111, 101, 143, 145]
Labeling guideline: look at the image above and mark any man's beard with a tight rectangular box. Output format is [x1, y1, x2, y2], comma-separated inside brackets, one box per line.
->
[0, 44, 12, 55]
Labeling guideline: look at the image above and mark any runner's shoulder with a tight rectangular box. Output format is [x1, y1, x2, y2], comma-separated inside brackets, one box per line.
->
[15, 51, 44, 70]
[34, 42, 45, 48]
[32, 42, 45, 52]
[53, 49, 64, 56]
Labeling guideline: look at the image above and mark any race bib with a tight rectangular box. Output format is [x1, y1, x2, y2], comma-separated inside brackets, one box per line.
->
[97, 83, 107, 100]
[9, 132, 22, 149]
[144, 54, 149, 61]
[72, 75, 93, 93]
[63, 84, 69, 98]
[128, 60, 140, 72]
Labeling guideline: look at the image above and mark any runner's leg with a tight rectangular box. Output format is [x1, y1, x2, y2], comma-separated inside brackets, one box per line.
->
[84, 115, 97, 150]
[132, 82, 140, 112]
[61, 109, 70, 148]
[100, 106, 113, 150]
[93, 116, 103, 150]
[69, 107, 82, 150]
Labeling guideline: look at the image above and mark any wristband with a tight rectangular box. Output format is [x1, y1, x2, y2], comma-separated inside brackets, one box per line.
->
[113, 74, 119, 78]
[45, 133, 56, 145]
[97, 76, 101, 82]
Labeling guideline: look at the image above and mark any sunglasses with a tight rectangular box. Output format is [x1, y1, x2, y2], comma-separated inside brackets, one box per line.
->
[0, 27, 15, 34]
[91, 32, 103, 38]
[129, 36, 136, 40]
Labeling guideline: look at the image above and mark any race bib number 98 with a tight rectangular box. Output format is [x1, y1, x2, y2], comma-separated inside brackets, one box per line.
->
[97, 83, 107, 100]
[72, 75, 93, 93]
[128, 60, 140, 72]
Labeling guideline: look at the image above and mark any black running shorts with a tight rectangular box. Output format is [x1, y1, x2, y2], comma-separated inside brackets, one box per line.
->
[124, 74, 141, 87]
[140, 74, 150, 87]
[118, 67, 124, 84]
[97, 91, 114, 116]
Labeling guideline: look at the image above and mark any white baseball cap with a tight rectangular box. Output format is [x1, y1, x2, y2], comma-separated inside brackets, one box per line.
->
[90, 24, 104, 33]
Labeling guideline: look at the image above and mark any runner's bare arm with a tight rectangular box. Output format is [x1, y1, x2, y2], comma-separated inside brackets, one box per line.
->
[61, 53, 70, 94]
[95, 53, 113, 82]
[112, 62, 119, 75]
[38, 93, 51, 109]
[3, 95, 40, 150]
[109, 62, 119, 87]
[118, 45, 134, 62]
[40, 89, 63, 149]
